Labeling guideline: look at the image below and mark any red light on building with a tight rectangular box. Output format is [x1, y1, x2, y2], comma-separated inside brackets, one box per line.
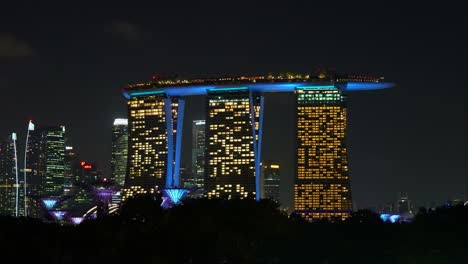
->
[80, 161, 86, 166]
[84, 165, 92, 169]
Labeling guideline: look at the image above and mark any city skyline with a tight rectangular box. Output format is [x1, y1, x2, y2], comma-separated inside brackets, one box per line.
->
[0, 1, 466, 209]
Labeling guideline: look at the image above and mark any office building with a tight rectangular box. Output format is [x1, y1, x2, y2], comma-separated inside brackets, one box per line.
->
[260, 161, 280, 202]
[25, 125, 66, 199]
[111, 118, 128, 186]
[187, 120, 205, 189]
[397, 192, 412, 214]
[0, 136, 17, 216]
[293, 85, 353, 221]
[64, 145, 79, 195]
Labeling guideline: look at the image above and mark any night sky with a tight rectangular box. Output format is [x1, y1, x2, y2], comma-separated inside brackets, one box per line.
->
[1, 1, 466, 209]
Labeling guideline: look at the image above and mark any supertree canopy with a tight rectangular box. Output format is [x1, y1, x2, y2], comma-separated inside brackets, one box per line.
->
[41, 198, 59, 211]
[50, 210, 67, 221]
[162, 188, 188, 208]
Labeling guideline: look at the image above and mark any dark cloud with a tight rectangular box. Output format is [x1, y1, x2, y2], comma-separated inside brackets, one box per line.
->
[105, 21, 145, 40]
[0, 34, 33, 60]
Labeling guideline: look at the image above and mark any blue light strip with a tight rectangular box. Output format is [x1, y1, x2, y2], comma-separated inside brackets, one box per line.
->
[345, 82, 395, 91]
[164, 98, 174, 188]
[296, 85, 336, 89]
[255, 96, 265, 201]
[130, 90, 166, 97]
[173, 99, 185, 188]
[207, 87, 249, 93]
[124, 82, 394, 98]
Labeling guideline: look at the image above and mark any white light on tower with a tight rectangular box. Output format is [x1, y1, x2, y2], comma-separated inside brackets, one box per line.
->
[113, 118, 128, 126]
[28, 121, 35, 131]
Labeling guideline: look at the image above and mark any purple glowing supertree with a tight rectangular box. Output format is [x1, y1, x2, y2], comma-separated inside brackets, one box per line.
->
[70, 217, 84, 225]
[50, 210, 67, 221]
[94, 188, 115, 204]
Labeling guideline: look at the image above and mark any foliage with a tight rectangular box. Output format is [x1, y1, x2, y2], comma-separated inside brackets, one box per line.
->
[0, 200, 466, 263]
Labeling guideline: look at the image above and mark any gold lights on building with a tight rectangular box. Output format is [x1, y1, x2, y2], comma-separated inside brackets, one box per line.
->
[294, 86, 353, 221]
[204, 89, 260, 199]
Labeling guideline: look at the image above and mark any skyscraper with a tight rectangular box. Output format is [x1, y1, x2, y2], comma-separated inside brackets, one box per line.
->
[122, 74, 392, 207]
[111, 118, 128, 186]
[43, 126, 66, 196]
[396, 192, 412, 214]
[64, 145, 79, 193]
[187, 120, 205, 189]
[294, 85, 352, 221]
[260, 161, 280, 202]
[0, 135, 17, 216]
[26, 125, 66, 199]
[123, 94, 184, 200]
[204, 88, 262, 199]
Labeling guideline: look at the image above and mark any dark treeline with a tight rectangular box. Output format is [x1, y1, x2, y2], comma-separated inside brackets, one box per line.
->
[0, 197, 467, 263]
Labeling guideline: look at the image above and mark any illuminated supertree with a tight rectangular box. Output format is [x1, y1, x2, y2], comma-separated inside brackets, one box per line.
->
[92, 179, 117, 218]
[50, 210, 67, 221]
[162, 188, 188, 208]
[69, 217, 84, 225]
[40, 197, 59, 211]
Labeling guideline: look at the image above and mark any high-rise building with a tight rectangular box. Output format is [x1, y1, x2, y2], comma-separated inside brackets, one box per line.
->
[397, 192, 412, 214]
[25, 125, 66, 199]
[123, 94, 184, 200]
[111, 118, 128, 186]
[75, 161, 101, 186]
[187, 120, 205, 189]
[205, 88, 261, 199]
[64, 146, 78, 195]
[122, 74, 392, 209]
[294, 85, 352, 221]
[260, 161, 280, 202]
[0, 136, 17, 216]
[43, 126, 66, 196]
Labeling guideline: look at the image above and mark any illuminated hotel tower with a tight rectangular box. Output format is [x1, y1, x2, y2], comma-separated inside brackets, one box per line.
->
[111, 118, 128, 186]
[124, 94, 185, 199]
[294, 85, 352, 221]
[205, 88, 263, 199]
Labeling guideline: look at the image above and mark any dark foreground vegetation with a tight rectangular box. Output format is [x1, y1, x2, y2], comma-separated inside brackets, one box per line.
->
[1, 197, 467, 264]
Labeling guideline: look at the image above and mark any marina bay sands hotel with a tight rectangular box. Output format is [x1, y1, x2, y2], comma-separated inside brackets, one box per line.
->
[121, 73, 393, 220]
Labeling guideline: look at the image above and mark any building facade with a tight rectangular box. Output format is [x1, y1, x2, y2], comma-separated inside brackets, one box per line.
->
[294, 85, 353, 221]
[187, 120, 205, 189]
[0, 136, 18, 216]
[26, 125, 66, 199]
[204, 88, 262, 199]
[123, 94, 184, 200]
[111, 118, 128, 186]
[260, 161, 280, 202]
